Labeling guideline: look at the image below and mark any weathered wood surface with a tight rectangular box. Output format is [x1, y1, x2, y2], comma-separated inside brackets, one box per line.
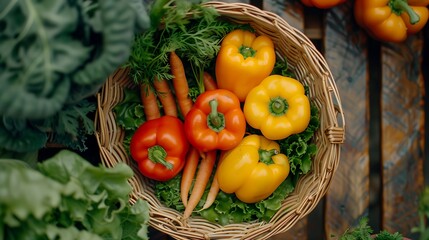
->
[323, 2, 370, 238]
[380, 37, 425, 237]
[269, 218, 308, 240]
[262, 0, 304, 32]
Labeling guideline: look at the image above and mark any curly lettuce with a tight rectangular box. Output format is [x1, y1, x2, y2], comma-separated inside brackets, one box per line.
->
[0, 150, 150, 240]
[155, 174, 295, 225]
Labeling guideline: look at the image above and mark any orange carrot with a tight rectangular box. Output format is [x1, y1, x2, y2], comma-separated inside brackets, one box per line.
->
[183, 150, 217, 219]
[203, 71, 217, 91]
[180, 147, 200, 207]
[200, 150, 225, 211]
[170, 51, 194, 116]
[153, 77, 178, 117]
[200, 171, 219, 211]
[140, 83, 161, 120]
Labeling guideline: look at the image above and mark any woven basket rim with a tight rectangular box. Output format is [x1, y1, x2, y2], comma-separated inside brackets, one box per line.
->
[95, 2, 345, 239]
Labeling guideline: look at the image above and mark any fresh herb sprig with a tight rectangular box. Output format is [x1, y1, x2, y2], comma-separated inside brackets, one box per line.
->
[334, 217, 403, 240]
[412, 187, 429, 240]
[125, 0, 237, 94]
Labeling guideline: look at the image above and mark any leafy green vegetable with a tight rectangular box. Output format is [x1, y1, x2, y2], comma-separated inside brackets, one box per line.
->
[271, 57, 296, 79]
[113, 87, 147, 154]
[0, 0, 137, 119]
[114, 88, 146, 131]
[155, 175, 185, 213]
[0, 0, 154, 154]
[374, 231, 404, 240]
[279, 105, 320, 176]
[149, 0, 170, 29]
[334, 217, 403, 240]
[0, 98, 95, 156]
[0, 118, 48, 153]
[125, 0, 238, 94]
[0, 150, 150, 240]
[412, 186, 429, 240]
[41, 99, 96, 151]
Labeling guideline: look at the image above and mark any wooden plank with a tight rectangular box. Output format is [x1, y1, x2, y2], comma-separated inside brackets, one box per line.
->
[323, 2, 370, 237]
[263, 0, 304, 32]
[269, 218, 308, 240]
[380, 36, 425, 237]
[425, 29, 429, 188]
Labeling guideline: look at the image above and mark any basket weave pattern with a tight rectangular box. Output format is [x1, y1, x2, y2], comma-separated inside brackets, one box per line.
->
[95, 2, 345, 239]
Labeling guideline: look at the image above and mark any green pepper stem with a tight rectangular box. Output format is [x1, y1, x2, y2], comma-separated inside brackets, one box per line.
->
[259, 149, 278, 165]
[239, 45, 256, 59]
[391, 0, 420, 24]
[269, 97, 288, 116]
[148, 145, 173, 169]
[207, 99, 225, 132]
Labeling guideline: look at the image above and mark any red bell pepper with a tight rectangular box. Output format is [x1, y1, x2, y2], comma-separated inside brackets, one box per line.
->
[130, 115, 189, 181]
[184, 89, 246, 152]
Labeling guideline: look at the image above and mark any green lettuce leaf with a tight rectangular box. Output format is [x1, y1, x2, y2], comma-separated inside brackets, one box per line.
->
[114, 88, 146, 131]
[279, 104, 320, 175]
[156, 172, 295, 225]
[0, 150, 149, 240]
[0, 159, 63, 225]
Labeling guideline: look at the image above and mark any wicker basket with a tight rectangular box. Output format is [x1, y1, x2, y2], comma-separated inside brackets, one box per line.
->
[95, 1, 345, 239]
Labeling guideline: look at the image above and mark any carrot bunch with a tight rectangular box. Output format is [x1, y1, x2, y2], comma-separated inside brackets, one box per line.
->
[138, 51, 220, 219]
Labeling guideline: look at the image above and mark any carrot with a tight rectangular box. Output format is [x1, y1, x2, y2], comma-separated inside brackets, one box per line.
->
[140, 83, 161, 120]
[200, 150, 225, 211]
[200, 171, 219, 211]
[180, 147, 200, 207]
[170, 51, 194, 116]
[183, 150, 217, 219]
[203, 71, 217, 91]
[153, 77, 178, 117]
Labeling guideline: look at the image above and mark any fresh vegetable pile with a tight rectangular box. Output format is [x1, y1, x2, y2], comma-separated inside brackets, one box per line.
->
[114, 0, 320, 225]
[0, 150, 150, 240]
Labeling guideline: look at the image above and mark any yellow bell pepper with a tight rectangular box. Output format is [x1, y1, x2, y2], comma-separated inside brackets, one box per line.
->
[216, 135, 290, 203]
[243, 75, 311, 140]
[215, 29, 276, 102]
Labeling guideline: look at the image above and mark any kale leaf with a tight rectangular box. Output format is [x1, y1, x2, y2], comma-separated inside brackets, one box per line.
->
[0, 0, 154, 154]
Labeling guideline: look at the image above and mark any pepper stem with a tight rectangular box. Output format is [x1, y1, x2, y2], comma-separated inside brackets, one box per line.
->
[207, 99, 225, 132]
[259, 149, 279, 165]
[148, 145, 173, 169]
[239, 45, 256, 59]
[391, 0, 420, 24]
[269, 97, 288, 116]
